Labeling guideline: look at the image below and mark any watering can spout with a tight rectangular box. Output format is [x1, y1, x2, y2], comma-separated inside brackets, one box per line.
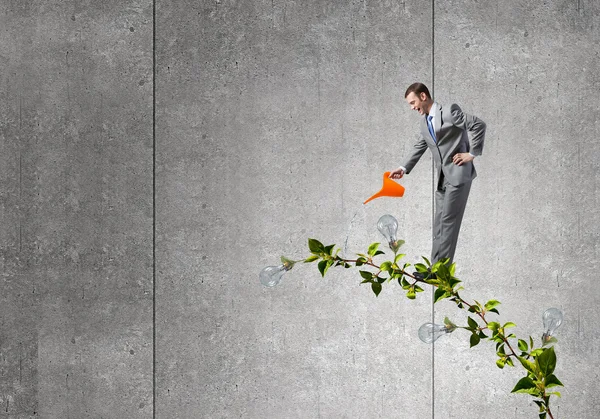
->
[363, 172, 405, 204]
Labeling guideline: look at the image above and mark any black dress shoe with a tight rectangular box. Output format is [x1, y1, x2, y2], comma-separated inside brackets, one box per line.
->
[413, 270, 436, 280]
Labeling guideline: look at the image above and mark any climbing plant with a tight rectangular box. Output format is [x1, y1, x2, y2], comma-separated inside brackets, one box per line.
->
[260, 216, 564, 419]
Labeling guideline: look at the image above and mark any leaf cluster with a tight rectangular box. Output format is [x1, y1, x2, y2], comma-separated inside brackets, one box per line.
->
[299, 237, 562, 419]
[512, 345, 563, 418]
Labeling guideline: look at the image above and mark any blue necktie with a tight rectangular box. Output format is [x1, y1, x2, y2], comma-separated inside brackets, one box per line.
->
[427, 115, 436, 142]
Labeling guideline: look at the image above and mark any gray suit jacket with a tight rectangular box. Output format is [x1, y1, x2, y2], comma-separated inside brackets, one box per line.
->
[402, 103, 486, 187]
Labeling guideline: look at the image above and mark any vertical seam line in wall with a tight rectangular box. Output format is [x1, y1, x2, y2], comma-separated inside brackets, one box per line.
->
[430, 1, 435, 419]
[152, 0, 157, 417]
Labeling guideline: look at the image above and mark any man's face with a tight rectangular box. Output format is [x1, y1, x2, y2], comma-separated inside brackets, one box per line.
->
[405, 92, 429, 115]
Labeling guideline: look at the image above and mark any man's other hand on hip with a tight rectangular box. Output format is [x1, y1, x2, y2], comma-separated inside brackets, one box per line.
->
[452, 153, 474, 166]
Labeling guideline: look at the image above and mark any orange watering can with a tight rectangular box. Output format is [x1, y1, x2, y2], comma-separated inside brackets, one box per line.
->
[363, 171, 405, 204]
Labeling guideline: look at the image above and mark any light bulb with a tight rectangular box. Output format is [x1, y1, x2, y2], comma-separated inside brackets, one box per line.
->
[259, 265, 288, 287]
[418, 322, 454, 344]
[542, 308, 563, 340]
[377, 214, 398, 250]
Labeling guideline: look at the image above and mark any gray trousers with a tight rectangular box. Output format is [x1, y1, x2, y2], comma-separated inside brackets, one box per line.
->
[432, 177, 472, 264]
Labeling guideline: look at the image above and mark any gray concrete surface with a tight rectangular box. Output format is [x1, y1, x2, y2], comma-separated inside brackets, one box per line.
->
[433, 0, 600, 417]
[2, 0, 599, 418]
[0, 1, 153, 417]
[156, 1, 434, 418]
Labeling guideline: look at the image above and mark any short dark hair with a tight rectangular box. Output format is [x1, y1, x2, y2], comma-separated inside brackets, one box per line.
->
[404, 82, 431, 99]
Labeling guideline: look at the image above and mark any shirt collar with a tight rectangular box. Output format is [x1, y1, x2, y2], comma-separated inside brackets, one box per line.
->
[428, 102, 438, 118]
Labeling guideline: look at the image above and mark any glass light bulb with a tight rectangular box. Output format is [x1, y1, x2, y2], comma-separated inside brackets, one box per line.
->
[377, 214, 398, 247]
[542, 308, 564, 339]
[259, 265, 287, 287]
[418, 322, 453, 344]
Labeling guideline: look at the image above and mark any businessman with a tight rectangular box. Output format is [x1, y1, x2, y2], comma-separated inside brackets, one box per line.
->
[389, 82, 486, 266]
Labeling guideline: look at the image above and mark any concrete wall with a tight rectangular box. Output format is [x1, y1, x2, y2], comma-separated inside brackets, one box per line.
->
[1, 1, 153, 417]
[2, 0, 598, 418]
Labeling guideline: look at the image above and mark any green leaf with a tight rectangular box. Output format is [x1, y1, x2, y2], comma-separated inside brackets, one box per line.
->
[470, 333, 481, 348]
[436, 263, 450, 279]
[518, 339, 528, 352]
[400, 278, 411, 290]
[503, 322, 517, 329]
[537, 346, 557, 376]
[406, 288, 416, 300]
[380, 261, 392, 271]
[545, 374, 564, 388]
[543, 336, 558, 347]
[467, 317, 479, 330]
[371, 282, 382, 297]
[489, 308, 500, 315]
[530, 336, 535, 350]
[318, 260, 333, 277]
[539, 413, 547, 419]
[491, 335, 504, 344]
[414, 263, 428, 273]
[394, 253, 406, 263]
[391, 241, 405, 253]
[497, 344, 506, 356]
[485, 300, 501, 310]
[355, 257, 366, 266]
[468, 305, 481, 313]
[359, 271, 373, 280]
[280, 256, 296, 266]
[414, 285, 424, 293]
[304, 254, 320, 263]
[518, 357, 536, 374]
[324, 244, 335, 255]
[511, 377, 537, 394]
[505, 357, 514, 367]
[496, 358, 505, 369]
[373, 250, 385, 256]
[487, 322, 500, 332]
[367, 242, 380, 257]
[434, 288, 449, 303]
[308, 238, 325, 253]
[449, 263, 456, 276]
[448, 277, 462, 289]
[422, 256, 431, 266]
[530, 349, 544, 357]
[360, 278, 372, 284]
[547, 391, 561, 398]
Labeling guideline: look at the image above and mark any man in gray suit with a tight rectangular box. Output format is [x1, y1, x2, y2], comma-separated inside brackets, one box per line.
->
[389, 82, 486, 266]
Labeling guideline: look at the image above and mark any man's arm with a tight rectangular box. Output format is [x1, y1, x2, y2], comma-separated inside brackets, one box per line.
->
[397, 134, 428, 172]
[390, 134, 428, 178]
[450, 103, 486, 165]
[450, 103, 486, 155]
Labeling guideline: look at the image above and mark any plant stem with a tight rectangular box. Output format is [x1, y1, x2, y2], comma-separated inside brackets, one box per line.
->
[455, 297, 519, 358]
[338, 256, 522, 360]
[324, 253, 559, 418]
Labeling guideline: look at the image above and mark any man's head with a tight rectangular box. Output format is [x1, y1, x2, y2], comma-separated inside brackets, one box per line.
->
[404, 82, 433, 116]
